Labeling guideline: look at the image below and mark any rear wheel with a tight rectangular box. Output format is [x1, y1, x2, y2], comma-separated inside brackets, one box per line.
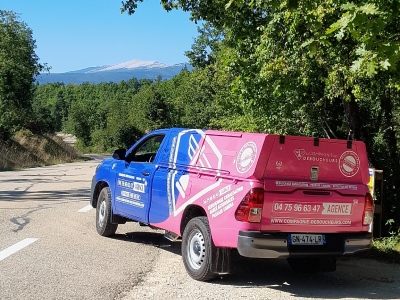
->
[96, 187, 118, 236]
[182, 217, 217, 281]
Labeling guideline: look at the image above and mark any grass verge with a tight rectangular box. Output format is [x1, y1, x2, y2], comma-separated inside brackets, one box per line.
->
[368, 235, 400, 264]
[0, 130, 86, 171]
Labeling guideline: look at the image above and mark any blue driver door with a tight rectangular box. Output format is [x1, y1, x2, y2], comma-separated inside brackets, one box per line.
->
[114, 134, 165, 223]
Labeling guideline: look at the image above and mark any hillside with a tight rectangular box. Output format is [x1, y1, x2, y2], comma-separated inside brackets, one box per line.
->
[0, 130, 84, 171]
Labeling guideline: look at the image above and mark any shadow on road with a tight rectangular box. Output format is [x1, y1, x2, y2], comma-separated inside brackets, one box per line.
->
[112, 230, 181, 255]
[0, 188, 91, 202]
[112, 228, 399, 300]
[222, 255, 399, 300]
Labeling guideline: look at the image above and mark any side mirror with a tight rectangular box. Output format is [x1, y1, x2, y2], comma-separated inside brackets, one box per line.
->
[112, 148, 126, 160]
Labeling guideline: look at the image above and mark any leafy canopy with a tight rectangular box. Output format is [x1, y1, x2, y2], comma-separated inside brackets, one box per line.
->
[0, 10, 46, 139]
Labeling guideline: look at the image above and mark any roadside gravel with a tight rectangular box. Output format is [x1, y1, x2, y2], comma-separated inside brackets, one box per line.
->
[121, 234, 400, 300]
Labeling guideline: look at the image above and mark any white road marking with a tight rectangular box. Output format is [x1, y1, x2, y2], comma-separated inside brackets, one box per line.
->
[78, 205, 93, 212]
[0, 238, 38, 262]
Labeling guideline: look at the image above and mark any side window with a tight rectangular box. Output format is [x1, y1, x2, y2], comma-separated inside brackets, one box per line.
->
[128, 135, 165, 163]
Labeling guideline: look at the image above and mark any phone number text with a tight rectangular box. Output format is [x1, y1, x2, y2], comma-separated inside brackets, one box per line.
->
[273, 202, 321, 213]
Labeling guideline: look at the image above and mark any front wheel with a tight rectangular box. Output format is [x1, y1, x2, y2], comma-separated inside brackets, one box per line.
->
[182, 217, 217, 281]
[96, 187, 118, 236]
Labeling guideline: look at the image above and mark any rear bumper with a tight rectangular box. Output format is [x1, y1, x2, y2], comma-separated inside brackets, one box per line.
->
[237, 231, 372, 259]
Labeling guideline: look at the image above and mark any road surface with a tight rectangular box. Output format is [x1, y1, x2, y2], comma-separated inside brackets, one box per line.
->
[0, 158, 399, 300]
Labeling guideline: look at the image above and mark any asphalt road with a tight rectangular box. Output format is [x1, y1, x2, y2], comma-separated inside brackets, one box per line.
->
[0, 158, 399, 300]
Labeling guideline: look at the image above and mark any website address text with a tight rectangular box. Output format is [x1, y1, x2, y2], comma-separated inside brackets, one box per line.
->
[270, 218, 351, 226]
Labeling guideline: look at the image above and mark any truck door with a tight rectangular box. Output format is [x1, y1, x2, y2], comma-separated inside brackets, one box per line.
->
[114, 134, 165, 223]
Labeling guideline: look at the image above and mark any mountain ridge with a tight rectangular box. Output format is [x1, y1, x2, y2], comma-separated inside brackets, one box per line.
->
[37, 59, 192, 85]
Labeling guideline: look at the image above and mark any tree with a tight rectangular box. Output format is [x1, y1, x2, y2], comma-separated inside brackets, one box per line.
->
[127, 82, 172, 132]
[185, 22, 224, 69]
[0, 10, 46, 139]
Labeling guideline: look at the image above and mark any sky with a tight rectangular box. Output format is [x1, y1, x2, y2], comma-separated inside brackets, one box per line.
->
[2, 0, 200, 73]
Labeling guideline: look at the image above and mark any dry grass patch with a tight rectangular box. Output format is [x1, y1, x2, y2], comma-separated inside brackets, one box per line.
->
[0, 130, 85, 171]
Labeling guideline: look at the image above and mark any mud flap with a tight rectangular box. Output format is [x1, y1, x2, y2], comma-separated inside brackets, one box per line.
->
[111, 212, 127, 224]
[211, 247, 231, 274]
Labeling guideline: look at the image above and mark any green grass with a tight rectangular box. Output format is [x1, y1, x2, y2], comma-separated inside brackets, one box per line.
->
[368, 235, 400, 264]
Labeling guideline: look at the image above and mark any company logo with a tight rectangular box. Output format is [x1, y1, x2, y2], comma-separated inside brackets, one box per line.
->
[339, 151, 360, 177]
[294, 149, 306, 160]
[236, 142, 257, 173]
[276, 161, 283, 169]
[294, 149, 338, 163]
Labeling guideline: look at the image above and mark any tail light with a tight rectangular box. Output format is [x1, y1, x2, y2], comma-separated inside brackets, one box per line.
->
[235, 188, 264, 222]
[363, 193, 374, 225]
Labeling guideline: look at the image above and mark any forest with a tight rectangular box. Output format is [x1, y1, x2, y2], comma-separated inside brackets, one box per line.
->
[1, 1, 399, 236]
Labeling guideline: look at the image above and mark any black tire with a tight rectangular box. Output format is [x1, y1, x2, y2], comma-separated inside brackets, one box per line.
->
[182, 217, 218, 281]
[96, 187, 118, 236]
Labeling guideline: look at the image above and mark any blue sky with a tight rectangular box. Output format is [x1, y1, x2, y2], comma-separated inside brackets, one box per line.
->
[2, 0, 199, 73]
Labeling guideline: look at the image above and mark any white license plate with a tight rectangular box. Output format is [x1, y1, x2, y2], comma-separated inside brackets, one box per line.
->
[290, 234, 325, 245]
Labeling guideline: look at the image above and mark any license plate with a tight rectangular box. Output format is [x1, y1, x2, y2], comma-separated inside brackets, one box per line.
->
[289, 234, 325, 245]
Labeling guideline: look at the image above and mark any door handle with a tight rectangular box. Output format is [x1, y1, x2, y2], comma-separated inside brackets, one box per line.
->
[142, 171, 150, 176]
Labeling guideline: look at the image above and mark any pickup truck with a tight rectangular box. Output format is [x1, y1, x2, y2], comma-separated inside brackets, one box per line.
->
[90, 128, 374, 281]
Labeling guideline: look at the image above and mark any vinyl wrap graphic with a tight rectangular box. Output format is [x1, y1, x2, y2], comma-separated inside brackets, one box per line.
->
[149, 129, 224, 223]
[339, 151, 360, 177]
[236, 142, 257, 173]
[107, 129, 371, 241]
[168, 130, 223, 216]
[149, 130, 255, 226]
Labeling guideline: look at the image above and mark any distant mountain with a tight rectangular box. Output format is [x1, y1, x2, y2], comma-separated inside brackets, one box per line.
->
[36, 59, 192, 85]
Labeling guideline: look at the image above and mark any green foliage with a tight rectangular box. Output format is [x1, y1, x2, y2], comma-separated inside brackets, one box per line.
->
[33, 63, 224, 153]
[32, 82, 68, 132]
[185, 23, 224, 69]
[372, 219, 400, 261]
[132, 82, 173, 131]
[167, 67, 220, 129]
[0, 10, 45, 140]
[324, 1, 400, 77]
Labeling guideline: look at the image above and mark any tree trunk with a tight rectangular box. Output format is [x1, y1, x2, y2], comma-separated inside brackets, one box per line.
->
[380, 87, 400, 224]
[341, 93, 377, 167]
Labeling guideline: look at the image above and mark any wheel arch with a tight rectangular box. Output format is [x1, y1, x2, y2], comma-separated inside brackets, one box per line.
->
[180, 205, 207, 236]
[91, 181, 109, 208]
